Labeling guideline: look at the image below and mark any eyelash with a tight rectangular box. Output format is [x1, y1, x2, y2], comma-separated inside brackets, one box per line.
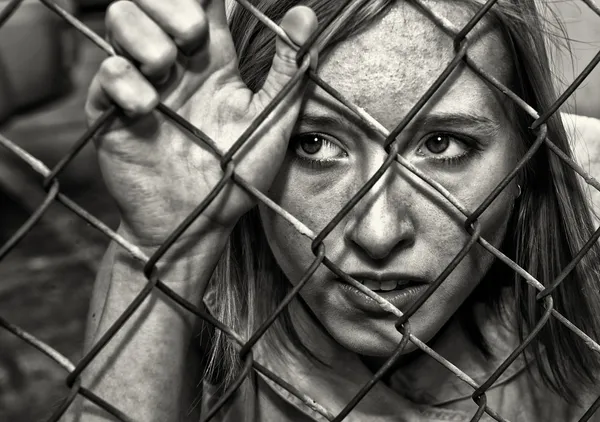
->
[416, 133, 481, 167]
[289, 133, 347, 169]
[290, 132, 481, 169]
[432, 152, 472, 166]
[292, 154, 332, 170]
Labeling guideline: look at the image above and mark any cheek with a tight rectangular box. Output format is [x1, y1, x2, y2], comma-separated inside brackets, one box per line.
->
[255, 149, 518, 356]
[409, 143, 518, 293]
[467, 148, 519, 245]
[423, 136, 518, 238]
[258, 164, 354, 281]
[446, 156, 518, 294]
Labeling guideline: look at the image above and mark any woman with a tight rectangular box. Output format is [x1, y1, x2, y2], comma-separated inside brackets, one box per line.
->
[76, 0, 600, 421]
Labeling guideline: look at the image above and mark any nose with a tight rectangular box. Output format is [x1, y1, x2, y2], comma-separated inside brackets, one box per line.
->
[344, 169, 416, 261]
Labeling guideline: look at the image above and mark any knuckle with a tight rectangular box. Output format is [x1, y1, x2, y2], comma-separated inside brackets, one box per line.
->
[129, 101, 149, 115]
[272, 53, 298, 78]
[143, 94, 159, 112]
[128, 83, 159, 114]
[147, 45, 177, 72]
[177, 14, 208, 46]
[277, 48, 298, 67]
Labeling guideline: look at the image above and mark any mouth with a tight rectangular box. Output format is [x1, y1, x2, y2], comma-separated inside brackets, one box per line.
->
[355, 278, 428, 293]
[337, 275, 430, 313]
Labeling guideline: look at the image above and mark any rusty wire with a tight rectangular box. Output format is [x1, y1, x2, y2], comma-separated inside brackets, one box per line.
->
[1, 0, 600, 421]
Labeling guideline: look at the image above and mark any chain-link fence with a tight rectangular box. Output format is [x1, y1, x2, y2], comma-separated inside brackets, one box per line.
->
[1, 0, 600, 421]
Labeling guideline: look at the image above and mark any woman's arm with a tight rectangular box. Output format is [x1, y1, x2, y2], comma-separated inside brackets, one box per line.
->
[71, 226, 230, 422]
[69, 0, 317, 419]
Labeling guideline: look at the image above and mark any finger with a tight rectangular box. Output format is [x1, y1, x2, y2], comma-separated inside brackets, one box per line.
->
[254, 6, 318, 131]
[130, 0, 208, 55]
[85, 56, 159, 124]
[198, 0, 228, 30]
[105, 1, 177, 82]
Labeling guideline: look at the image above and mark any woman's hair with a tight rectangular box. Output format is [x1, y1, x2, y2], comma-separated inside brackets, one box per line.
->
[202, 0, 600, 403]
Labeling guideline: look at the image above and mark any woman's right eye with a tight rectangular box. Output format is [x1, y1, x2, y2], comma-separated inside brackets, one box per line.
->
[290, 133, 348, 167]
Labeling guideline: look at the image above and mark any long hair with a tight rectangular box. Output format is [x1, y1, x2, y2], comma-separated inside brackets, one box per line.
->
[202, 0, 600, 403]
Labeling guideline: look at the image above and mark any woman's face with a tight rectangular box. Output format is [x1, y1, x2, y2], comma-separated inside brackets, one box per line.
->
[259, 1, 520, 356]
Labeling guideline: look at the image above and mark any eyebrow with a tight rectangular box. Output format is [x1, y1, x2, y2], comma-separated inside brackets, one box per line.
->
[298, 111, 501, 141]
[409, 112, 501, 139]
[298, 114, 352, 132]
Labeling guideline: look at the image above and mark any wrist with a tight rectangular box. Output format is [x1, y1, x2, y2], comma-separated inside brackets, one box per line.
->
[117, 219, 233, 260]
[112, 222, 233, 306]
[117, 207, 238, 252]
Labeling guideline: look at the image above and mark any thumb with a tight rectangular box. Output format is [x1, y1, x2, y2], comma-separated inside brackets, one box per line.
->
[254, 6, 318, 126]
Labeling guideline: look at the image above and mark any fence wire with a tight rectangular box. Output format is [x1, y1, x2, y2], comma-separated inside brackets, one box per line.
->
[1, 0, 600, 421]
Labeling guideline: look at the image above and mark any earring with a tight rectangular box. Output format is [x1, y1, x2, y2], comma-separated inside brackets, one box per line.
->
[516, 183, 522, 199]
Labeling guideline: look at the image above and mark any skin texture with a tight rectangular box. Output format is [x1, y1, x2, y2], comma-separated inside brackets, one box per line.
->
[258, 1, 521, 357]
[78, 3, 321, 421]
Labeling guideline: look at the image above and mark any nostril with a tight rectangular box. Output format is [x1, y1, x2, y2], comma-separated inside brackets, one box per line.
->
[347, 219, 416, 261]
[362, 237, 414, 261]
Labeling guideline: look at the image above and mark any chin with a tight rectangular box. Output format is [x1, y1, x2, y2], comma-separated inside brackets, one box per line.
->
[329, 317, 431, 357]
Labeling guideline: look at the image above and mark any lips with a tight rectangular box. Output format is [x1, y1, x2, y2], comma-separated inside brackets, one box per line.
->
[337, 275, 430, 314]
[358, 278, 422, 292]
[357, 278, 428, 293]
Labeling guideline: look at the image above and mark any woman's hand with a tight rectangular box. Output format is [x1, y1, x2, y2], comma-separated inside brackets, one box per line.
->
[86, 0, 317, 247]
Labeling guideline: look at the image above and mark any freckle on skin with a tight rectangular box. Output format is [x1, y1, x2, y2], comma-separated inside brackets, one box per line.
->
[319, 4, 510, 131]
[259, 0, 519, 358]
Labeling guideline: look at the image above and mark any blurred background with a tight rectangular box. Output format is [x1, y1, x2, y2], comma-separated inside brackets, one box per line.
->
[0, 1, 598, 421]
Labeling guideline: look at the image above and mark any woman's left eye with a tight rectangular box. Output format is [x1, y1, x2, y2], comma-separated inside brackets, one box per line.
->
[416, 133, 474, 162]
[291, 133, 347, 166]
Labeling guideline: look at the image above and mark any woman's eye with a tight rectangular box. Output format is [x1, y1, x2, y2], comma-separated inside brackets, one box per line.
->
[416, 133, 473, 162]
[291, 133, 347, 164]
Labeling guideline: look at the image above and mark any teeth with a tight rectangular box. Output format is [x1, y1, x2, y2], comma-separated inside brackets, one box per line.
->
[363, 280, 380, 291]
[362, 280, 399, 292]
[380, 280, 398, 291]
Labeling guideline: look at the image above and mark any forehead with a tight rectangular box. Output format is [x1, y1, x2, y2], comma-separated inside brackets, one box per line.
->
[309, 1, 513, 129]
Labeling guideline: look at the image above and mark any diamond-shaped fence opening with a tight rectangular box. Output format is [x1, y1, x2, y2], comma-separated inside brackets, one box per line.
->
[1, 0, 600, 421]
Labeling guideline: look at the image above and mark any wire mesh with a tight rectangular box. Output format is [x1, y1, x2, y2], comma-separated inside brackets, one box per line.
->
[1, 0, 600, 421]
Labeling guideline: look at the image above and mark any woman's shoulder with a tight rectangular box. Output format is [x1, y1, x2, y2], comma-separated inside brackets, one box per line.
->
[199, 376, 257, 422]
[562, 112, 600, 217]
[500, 358, 600, 422]
[200, 374, 319, 422]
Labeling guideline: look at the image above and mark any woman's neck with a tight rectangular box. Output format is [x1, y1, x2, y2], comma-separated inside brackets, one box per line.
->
[252, 295, 525, 416]
[286, 295, 519, 396]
